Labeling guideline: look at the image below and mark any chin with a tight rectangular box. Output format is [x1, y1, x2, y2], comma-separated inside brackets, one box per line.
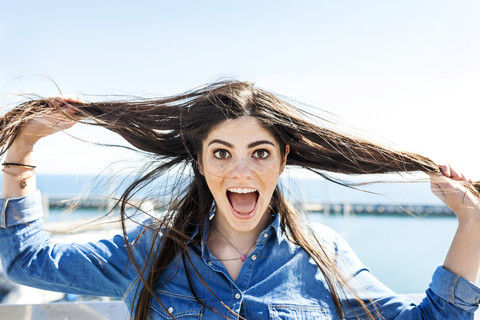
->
[228, 208, 269, 233]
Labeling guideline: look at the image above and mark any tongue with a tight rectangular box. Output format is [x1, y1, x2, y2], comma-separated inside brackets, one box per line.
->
[228, 192, 257, 214]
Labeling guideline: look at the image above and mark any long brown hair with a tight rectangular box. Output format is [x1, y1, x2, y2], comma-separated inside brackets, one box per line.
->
[1, 80, 479, 319]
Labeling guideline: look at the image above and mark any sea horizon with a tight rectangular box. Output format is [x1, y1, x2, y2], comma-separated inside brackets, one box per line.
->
[23, 173, 442, 205]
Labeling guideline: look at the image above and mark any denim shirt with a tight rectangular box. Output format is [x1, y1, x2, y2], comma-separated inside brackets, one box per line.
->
[1, 192, 479, 319]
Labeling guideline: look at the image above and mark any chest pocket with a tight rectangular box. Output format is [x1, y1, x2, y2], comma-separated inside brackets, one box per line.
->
[269, 304, 330, 320]
[150, 290, 203, 319]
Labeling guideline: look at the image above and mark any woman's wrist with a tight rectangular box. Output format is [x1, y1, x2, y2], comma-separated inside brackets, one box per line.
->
[454, 203, 480, 227]
[4, 136, 36, 164]
[456, 219, 480, 238]
[2, 139, 37, 198]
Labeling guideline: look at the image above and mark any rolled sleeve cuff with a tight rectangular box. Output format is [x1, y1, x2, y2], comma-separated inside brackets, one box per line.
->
[429, 265, 480, 313]
[0, 191, 43, 228]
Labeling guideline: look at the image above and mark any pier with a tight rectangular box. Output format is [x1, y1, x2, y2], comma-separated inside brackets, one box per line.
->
[43, 194, 454, 217]
[299, 202, 454, 216]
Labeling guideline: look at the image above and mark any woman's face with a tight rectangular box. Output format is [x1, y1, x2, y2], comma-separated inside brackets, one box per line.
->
[199, 116, 289, 234]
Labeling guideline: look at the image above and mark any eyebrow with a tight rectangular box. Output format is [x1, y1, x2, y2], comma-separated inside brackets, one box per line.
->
[207, 139, 275, 148]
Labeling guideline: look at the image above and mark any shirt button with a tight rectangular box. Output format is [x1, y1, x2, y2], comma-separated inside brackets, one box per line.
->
[251, 255, 257, 261]
[264, 233, 268, 238]
[168, 307, 174, 313]
[235, 293, 241, 299]
[208, 262, 213, 266]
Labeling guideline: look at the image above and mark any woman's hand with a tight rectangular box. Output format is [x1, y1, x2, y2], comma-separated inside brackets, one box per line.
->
[14, 95, 82, 148]
[430, 164, 480, 226]
[431, 164, 480, 283]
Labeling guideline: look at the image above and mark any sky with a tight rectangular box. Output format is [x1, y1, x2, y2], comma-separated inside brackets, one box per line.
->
[1, 1, 479, 178]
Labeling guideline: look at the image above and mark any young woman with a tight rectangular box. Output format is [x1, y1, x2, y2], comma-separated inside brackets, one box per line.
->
[0, 81, 479, 319]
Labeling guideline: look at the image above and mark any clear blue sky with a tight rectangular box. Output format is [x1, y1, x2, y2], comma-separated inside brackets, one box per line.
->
[1, 1, 479, 177]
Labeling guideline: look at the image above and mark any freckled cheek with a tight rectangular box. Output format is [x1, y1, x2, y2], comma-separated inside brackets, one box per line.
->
[258, 167, 278, 177]
[252, 160, 282, 176]
[200, 159, 221, 197]
[202, 159, 227, 176]
[254, 165, 281, 195]
[205, 175, 227, 201]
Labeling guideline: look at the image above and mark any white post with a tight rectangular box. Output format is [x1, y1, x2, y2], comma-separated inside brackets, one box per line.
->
[42, 194, 50, 221]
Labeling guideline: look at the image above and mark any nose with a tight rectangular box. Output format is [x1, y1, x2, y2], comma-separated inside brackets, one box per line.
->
[230, 156, 253, 178]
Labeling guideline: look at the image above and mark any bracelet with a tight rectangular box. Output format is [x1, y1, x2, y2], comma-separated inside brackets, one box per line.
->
[1, 168, 35, 189]
[2, 162, 36, 169]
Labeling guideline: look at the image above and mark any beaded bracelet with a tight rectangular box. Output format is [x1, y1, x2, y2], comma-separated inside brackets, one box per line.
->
[2, 162, 36, 169]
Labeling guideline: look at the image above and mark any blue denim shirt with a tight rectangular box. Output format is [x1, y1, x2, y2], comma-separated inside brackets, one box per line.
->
[1, 192, 479, 319]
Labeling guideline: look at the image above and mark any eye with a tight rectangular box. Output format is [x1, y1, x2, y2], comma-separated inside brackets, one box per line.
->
[213, 149, 231, 159]
[253, 149, 270, 159]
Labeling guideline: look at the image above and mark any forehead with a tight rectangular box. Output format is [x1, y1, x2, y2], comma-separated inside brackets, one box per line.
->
[204, 116, 277, 145]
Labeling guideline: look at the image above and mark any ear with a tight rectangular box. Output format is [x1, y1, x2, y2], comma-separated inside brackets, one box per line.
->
[279, 145, 290, 174]
[197, 156, 204, 176]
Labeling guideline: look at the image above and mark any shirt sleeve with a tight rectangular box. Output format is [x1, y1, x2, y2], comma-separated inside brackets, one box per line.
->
[0, 191, 44, 227]
[0, 192, 155, 298]
[314, 223, 480, 319]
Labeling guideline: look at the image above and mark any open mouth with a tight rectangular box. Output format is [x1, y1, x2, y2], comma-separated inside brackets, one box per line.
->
[226, 188, 259, 216]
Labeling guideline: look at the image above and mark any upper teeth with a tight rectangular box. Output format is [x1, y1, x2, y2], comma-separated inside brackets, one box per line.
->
[228, 188, 257, 194]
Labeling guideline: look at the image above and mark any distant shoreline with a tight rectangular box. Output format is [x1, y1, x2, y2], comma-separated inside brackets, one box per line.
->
[43, 194, 454, 217]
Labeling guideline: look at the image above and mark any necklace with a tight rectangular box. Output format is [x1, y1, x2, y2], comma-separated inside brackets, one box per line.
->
[212, 225, 257, 262]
